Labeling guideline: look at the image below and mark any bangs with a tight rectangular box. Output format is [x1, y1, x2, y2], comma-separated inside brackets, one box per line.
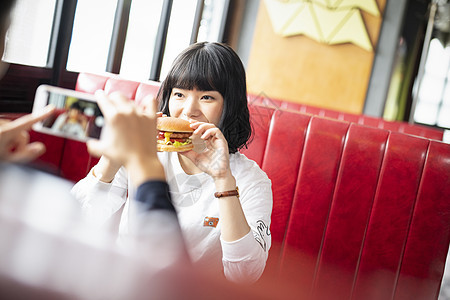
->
[168, 47, 226, 95]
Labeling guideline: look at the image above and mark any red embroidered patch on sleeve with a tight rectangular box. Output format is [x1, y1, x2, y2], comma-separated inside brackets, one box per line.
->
[203, 217, 219, 228]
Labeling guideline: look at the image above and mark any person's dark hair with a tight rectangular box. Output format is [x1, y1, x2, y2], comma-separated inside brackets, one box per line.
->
[0, 0, 16, 20]
[158, 42, 251, 154]
[69, 101, 82, 112]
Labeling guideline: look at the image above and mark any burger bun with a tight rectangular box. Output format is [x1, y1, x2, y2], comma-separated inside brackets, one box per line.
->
[157, 142, 194, 152]
[157, 117, 193, 133]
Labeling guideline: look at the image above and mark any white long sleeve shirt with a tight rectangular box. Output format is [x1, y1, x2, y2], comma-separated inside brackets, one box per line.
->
[71, 152, 273, 283]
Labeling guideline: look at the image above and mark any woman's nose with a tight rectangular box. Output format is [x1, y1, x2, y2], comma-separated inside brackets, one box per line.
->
[182, 97, 199, 118]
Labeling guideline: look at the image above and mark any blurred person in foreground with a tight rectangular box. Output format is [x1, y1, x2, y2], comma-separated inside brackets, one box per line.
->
[0, 0, 184, 247]
[0, 92, 190, 299]
[0, 1, 190, 298]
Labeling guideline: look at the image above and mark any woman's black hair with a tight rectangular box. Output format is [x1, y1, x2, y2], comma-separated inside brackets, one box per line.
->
[158, 42, 251, 154]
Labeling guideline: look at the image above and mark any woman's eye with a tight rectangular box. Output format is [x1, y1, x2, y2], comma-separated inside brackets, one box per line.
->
[201, 95, 214, 100]
[174, 92, 184, 98]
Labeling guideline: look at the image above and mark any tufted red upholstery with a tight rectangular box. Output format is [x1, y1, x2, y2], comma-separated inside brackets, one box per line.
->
[28, 130, 65, 175]
[75, 72, 109, 94]
[243, 105, 275, 166]
[28, 73, 450, 299]
[247, 92, 447, 299]
[135, 81, 161, 105]
[104, 77, 140, 100]
[252, 109, 450, 299]
[76, 72, 161, 103]
[248, 93, 444, 141]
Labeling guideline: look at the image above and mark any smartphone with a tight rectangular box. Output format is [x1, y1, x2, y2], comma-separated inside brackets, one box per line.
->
[32, 85, 104, 141]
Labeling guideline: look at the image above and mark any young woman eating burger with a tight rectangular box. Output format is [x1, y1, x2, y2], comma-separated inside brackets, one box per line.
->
[72, 42, 273, 283]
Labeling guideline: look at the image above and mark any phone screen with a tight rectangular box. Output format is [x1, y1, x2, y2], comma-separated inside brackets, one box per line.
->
[34, 86, 104, 141]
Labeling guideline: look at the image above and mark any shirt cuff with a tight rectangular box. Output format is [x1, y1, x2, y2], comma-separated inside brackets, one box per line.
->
[88, 167, 114, 185]
[78, 168, 127, 209]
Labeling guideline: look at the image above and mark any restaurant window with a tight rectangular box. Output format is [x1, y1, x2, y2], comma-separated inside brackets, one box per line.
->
[413, 38, 450, 129]
[2, 0, 230, 82]
[66, 0, 118, 73]
[2, 0, 57, 67]
[197, 0, 229, 43]
[119, 0, 164, 81]
[159, 0, 199, 80]
[159, 0, 229, 80]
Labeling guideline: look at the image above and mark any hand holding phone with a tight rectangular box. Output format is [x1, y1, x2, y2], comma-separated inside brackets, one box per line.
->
[87, 91, 165, 185]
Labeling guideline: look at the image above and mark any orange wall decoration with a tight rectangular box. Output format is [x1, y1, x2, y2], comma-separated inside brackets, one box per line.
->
[246, 0, 386, 114]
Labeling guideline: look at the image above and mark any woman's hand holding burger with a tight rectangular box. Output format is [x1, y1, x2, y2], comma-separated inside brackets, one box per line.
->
[181, 121, 231, 181]
[87, 91, 165, 187]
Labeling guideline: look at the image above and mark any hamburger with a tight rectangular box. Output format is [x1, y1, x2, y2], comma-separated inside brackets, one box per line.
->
[156, 117, 194, 152]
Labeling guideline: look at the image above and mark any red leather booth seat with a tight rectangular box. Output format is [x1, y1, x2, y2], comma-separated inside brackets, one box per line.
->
[75, 73, 443, 141]
[30, 73, 450, 299]
[244, 105, 450, 299]
[248, 93, 444, 141]
[75, 72, 161, 105]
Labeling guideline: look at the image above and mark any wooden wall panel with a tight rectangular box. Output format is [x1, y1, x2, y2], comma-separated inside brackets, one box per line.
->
[246, 0, 386, 114]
